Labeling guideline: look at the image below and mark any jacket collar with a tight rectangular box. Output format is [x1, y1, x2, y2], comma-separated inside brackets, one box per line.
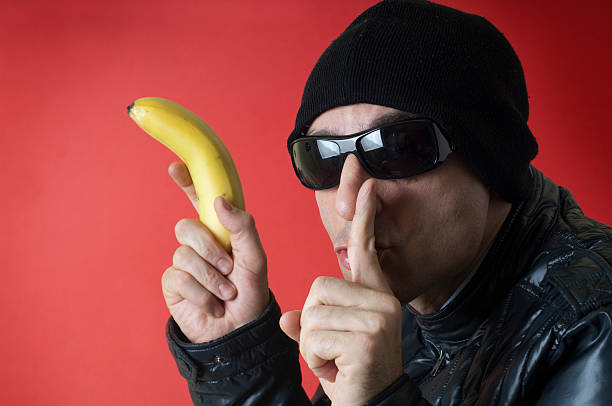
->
[404, 167, 559, 342]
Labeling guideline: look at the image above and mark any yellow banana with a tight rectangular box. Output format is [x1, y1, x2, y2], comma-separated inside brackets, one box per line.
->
[127, 97, 245, 252]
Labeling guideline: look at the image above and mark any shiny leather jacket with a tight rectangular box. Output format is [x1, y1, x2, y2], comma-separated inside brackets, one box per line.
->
[166, 168, 612, 405]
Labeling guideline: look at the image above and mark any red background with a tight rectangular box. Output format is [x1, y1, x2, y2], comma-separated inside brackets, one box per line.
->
[1, 0, 610, 404]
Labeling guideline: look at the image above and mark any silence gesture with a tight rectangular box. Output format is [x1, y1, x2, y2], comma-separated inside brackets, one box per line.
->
[280, 179, 404, 405]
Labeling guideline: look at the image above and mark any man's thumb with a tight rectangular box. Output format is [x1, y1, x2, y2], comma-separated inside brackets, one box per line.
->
[214, 196, 265, 260]
[279, 310, 302, 342]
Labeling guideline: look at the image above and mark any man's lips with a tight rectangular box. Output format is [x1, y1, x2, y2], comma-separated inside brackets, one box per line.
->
[337, 249, 351, 270]
[335, 244, 389, 271]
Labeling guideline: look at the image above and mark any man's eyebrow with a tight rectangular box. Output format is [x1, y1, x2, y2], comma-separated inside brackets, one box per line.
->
[305, 111, 418, 137]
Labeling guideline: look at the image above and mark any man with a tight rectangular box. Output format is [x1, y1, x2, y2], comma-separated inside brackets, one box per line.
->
[162, 0, 612, 405]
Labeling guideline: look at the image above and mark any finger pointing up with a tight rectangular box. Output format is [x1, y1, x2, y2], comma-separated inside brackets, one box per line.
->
[348, 179, 392, 293]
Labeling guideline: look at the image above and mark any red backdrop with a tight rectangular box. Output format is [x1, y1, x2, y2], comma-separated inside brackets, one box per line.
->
[1, 0, 610, 404]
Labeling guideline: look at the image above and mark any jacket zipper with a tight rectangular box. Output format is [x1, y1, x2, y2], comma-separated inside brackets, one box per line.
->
[431, 346, 446, 377]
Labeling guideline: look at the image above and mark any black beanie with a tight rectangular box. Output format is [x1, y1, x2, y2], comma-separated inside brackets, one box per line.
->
[287, 0, 538, 203]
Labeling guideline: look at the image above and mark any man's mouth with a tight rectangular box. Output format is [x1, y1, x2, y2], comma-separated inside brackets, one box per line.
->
[337, 249, 351, 270]
[335, 246, 389, 271]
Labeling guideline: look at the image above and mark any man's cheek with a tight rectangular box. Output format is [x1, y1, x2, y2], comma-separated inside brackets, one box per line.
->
[316, 202, 337, 241]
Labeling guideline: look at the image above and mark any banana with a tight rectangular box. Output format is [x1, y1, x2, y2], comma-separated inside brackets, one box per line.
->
[127, 97, 245, 252]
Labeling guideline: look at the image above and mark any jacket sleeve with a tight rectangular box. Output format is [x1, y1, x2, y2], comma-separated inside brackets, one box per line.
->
[165, 291, 312, 405]
[535, 306, 612, 406]
[363, 375, 432, 405]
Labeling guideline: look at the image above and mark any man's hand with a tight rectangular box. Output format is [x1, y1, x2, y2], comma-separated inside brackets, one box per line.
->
[161, 161, 269, 343]
[280, 179, 403, 405]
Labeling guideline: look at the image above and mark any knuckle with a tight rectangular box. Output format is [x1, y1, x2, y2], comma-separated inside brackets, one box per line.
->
[242, 212, 255, 229]
[198, 264, 218, 286]
[370, 312, 386, 331]
[174, 270, 193, 291]
[301, 333, 322, 369]
[172, 245, 193, 266]
[312, 276, 330, 292]
[298, 333, 309, 360]
[235, 212, 256, 241]
[195, 290, 212, 309]
[300, 306, 320, 330]
[174, 218, 190, 238]
[190, 231, 221, 263]
[160, 266, 174, 290]
[375, 292, 399, 312]
[304, 352, 316, 369]
[299, 307, 311, 329]
[196, 242, 214, 261]
[383, 295, 402, 318]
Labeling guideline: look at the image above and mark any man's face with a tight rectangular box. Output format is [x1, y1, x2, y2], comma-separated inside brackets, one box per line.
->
[309, 103, 502, 311]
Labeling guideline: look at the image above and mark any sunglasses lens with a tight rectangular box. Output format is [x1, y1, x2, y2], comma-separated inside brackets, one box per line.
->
[359, 121, 438, 177]
[292, 139, 342, 189]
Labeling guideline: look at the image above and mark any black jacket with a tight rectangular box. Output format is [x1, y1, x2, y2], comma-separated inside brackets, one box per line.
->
[166, 168, 612, 405]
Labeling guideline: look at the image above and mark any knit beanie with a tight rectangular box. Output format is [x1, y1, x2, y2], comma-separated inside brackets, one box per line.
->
[287, 0, 538, 203]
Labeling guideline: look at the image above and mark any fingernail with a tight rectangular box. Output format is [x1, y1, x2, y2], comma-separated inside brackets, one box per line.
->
[219, 283, 235, 300]
[222, 197, 234, 212]
[218, 258, 232, 275]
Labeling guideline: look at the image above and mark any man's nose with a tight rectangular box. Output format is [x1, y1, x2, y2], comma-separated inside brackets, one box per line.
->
[335, 153, 372, 220]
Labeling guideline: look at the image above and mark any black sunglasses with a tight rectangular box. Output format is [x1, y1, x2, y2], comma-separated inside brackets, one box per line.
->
[289, 118, 453, 190]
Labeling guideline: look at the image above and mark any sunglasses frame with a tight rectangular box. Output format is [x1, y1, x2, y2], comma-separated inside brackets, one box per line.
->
[289, 118, 454, 190]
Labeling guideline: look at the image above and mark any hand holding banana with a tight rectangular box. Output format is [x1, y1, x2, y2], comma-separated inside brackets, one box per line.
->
[128, 97, 269, 343]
